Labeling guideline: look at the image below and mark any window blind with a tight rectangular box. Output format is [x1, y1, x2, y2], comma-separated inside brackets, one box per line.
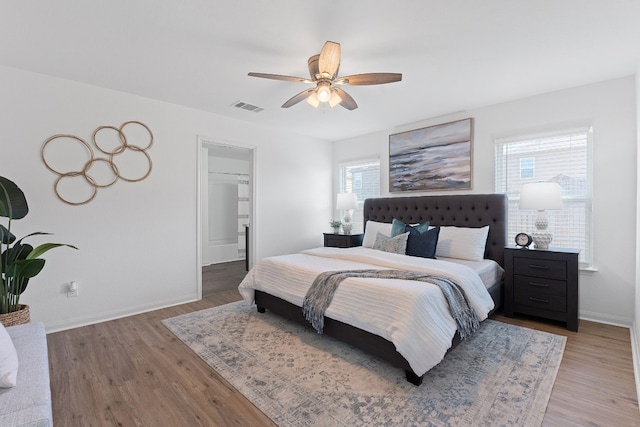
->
[495, 128, 592, 267]
[339, 159, 380, 233]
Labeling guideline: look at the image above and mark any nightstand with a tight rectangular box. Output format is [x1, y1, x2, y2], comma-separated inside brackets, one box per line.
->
[323, 233, 363, 248]
[504, 246, 580, 331]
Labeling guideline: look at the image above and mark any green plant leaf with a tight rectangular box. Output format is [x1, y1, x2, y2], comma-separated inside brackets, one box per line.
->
[16, 232, 52, 241]
[2, 242, 33, 269]
[27, 243, 78, 260]
[8, 276, 30, 296]
[5, 258, 45, 278]
[0, 177, 28, 219]
[0, 224, 16, 244]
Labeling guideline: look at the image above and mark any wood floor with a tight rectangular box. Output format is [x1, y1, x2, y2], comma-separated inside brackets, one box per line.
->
[47, 268, 640, 426]
[202, 260, 247, 296]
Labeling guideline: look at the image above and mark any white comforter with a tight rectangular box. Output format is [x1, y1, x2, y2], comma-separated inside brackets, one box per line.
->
[238, 246, 495, 376]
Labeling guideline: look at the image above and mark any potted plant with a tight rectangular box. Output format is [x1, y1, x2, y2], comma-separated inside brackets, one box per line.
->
[0, 176, 77, 326]
[329, 219, 342, 234]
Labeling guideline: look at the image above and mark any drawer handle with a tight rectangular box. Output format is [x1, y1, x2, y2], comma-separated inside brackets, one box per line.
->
[529, 296, 549, 304]
[528, 282, 549, 288]
[529, 264, 550, 270]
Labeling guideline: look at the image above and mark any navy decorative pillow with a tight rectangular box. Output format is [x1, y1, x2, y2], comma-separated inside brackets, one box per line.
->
[405, 224, 440, 259]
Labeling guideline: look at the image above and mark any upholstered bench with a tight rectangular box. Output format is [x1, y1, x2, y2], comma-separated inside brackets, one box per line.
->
[0, 322, 53, 427]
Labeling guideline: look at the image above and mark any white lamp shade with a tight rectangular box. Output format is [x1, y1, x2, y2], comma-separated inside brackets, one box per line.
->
[329, 90, 342, 107]
[336, 192, 358, 210]
[519, 182, 563, 210]
[306, 92, 320, 108]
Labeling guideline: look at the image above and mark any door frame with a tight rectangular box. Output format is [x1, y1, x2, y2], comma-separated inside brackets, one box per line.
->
[196, 135, 256, 299]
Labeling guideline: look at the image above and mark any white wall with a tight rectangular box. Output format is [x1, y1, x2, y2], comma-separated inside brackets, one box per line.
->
[334, 76, 637, 326]
[634, 70, 640, 394]
[0, 65, 332, 331]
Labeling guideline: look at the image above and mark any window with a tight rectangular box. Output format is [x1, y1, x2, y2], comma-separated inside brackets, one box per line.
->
[519, 158, 535, 179]
[339, 159, 380, 233]
[495, 128, 592, 268]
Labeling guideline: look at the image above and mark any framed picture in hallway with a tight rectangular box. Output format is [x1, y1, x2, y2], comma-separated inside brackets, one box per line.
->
[389, 118, 473, 192]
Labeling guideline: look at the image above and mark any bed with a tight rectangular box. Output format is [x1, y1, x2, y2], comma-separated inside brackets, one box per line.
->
[238, 193, 507, 385]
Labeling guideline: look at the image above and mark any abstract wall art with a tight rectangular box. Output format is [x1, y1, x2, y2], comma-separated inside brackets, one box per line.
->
[389, 118, 473, 192]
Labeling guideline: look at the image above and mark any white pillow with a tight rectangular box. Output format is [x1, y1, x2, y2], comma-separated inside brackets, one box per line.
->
[0, 323, 19, 388]
[435, 225, 490, 261]
[362, 221, 393, 248]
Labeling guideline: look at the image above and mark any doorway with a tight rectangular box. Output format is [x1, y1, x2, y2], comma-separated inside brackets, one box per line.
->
[197, 138, 255, 298]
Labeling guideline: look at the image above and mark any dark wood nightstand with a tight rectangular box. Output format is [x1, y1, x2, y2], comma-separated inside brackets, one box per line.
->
[504, 246, 580, 331]
[323, 233, 363, 248]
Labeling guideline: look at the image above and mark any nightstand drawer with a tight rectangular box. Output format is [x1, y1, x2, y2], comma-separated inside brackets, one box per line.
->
[323, 233, 363, 248]
[513, 257, 566, 280]
[513, 275, 566, 297]
[325, 235, 350, 247]
[514, 291, 566, 312]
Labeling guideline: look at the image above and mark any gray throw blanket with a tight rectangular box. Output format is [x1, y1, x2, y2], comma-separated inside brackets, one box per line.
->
[302, 269, 480, 339]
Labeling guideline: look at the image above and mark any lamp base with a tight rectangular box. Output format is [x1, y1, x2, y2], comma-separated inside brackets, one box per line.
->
[532, 210, 552, 250]
[532, 231, 552, 250]
[342, 222, 353, 235]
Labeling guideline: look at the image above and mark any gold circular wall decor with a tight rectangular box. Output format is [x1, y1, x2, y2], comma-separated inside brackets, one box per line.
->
[92, 126, 128, 156]
[54, 172, 98, 206]
[110, 144, 153, 182]
[83, 158, 120, 188]
[41, 121, 154, 205]
[120, 121, 153, 151]
[41, 134, 95, 175]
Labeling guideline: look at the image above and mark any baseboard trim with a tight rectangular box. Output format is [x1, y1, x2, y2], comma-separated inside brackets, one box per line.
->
[631, 322, 640, 412]
[579, 310, 633, 328]
[42, 294, 200, 333]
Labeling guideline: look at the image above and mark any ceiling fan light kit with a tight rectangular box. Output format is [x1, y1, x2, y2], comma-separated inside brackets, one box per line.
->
[306, 92, 320, 107]
[248, 41, 402, 111]
[328, 90, 342, 107]
[316, 81, 332, 102]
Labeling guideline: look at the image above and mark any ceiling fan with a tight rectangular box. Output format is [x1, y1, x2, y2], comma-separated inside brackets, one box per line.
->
[248, 41, 402, 111]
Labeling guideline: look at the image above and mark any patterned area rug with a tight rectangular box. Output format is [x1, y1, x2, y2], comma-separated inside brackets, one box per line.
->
[163, 301, 566, 427]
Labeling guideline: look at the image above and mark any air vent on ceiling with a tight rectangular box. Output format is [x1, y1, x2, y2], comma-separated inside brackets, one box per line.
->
[231, 101, 264, 113]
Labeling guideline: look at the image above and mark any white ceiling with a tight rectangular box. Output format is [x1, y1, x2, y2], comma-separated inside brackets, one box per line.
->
[2, 1, 639, 141]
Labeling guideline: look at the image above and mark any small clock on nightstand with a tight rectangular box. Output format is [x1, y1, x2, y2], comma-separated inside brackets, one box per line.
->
[514, 232, 533, 248]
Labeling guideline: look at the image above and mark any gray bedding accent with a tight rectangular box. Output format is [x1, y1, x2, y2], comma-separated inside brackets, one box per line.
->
[0, 322, 52, 427]
[302, 269, 480, 339]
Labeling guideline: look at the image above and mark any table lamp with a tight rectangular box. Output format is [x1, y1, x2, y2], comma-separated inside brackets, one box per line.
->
[519, 182, 563, 250]
[336, 193, 358, 235]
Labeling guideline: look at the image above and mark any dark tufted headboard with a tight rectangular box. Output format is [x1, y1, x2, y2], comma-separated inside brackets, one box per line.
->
[363, 194, 508, 267]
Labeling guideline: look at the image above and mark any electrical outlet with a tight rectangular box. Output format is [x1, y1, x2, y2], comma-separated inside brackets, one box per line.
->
[67, 281, 78, 298]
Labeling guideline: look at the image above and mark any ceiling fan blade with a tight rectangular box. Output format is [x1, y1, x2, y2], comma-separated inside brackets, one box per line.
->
[333, 87, 358, 110]
[336, 73, 403, 86]
[248, 72, 313, 84]
[307, 54, 320, 80]
[318, 41, 341, 79]
[281, 88, 316, 108]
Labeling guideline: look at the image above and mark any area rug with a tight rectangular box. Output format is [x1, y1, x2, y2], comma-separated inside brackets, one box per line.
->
[162, 301, 566, 427]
